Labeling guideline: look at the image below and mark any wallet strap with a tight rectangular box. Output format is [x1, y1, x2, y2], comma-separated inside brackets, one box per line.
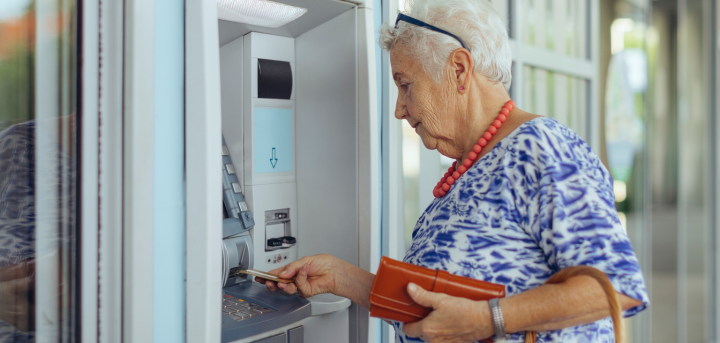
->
[432, 269, 450, 293]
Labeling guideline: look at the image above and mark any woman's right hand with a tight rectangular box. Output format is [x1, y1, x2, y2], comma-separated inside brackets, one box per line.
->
[257, 254, 341, 298]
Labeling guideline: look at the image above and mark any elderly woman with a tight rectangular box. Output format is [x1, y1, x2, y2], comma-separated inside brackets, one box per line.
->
[259, 0, 648, 342]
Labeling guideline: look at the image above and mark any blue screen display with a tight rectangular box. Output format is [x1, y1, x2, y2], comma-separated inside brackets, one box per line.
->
[254, 107, 293, 174]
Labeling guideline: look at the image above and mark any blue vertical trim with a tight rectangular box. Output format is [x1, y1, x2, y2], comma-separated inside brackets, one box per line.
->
[153, 0, 186, 341]
[374, 0, 383, 254]
[374, 0, 384, 342]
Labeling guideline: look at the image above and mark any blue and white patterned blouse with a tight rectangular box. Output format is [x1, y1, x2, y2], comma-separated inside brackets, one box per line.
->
[393, 117, 648, 343]
[0, 120, 75, 342]
[0, 121, 37, 342]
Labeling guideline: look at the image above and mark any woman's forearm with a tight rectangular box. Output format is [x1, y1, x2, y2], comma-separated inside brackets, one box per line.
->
[326, 263, 644, 334]
[332, 259, 376, 311]
[501, 275, 642, 333]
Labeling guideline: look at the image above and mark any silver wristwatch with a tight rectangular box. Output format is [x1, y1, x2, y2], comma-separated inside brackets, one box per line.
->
[489, 298, 508, 339]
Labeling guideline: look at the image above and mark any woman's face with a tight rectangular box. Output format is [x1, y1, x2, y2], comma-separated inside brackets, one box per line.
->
[390, 46, 465, 158]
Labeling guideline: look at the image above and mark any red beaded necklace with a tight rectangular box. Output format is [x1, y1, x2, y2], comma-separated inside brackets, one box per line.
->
[433, 100, 515, 198]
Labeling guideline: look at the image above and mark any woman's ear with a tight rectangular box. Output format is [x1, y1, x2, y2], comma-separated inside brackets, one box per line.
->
[450, 48, 473, 89]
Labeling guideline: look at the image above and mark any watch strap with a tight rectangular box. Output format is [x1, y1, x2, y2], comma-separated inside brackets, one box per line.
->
[489, 297, 508, 339]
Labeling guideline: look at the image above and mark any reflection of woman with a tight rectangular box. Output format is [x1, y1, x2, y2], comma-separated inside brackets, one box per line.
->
[0, 115, 75, 341]
[259, 1, 648, 342]
[0, 121, 38, 341]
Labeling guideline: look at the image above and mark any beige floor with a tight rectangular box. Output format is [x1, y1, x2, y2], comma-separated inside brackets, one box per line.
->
[643, 206, 710, 343]
[647, 272, 707, 343]
[649, 272, 677, 343]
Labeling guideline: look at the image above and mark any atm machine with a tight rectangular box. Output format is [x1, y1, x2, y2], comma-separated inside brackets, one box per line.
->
[215, 1, 372, 342]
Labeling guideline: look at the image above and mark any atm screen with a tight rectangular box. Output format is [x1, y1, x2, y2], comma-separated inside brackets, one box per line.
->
[254, 107, 293, 174]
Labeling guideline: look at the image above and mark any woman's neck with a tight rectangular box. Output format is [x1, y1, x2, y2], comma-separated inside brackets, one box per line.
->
[455, 85, 512, 165]
[457, 105, 543, 167]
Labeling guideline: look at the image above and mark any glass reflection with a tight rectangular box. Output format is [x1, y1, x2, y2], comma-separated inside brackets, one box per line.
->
[0, 1, 38, 341]
[0, 0, 78, 341]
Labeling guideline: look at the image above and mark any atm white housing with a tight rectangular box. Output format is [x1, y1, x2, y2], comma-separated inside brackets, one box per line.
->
[218, 1, 380, 342]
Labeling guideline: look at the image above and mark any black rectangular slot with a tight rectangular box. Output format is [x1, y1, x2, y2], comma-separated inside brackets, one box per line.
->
[258, 59, 293, 100]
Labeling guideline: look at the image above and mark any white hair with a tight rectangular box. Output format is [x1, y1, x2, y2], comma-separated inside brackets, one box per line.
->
[379, 0, 512, 90]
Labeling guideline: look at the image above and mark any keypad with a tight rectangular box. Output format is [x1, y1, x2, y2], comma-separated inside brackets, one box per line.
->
[222, 294, 275, 322]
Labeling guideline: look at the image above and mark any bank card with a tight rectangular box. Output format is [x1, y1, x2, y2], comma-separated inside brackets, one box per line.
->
[240, 269, 295, 284]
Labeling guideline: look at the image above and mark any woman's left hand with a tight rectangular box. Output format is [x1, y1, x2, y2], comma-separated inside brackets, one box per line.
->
[402, 283, 495, 343]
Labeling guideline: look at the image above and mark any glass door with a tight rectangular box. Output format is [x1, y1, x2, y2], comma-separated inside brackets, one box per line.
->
[0, 0, 80, 341]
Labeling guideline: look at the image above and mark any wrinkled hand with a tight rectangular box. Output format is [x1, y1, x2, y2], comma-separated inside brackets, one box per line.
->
[256, 254, 340, 298]
[402, 283, 494, 343]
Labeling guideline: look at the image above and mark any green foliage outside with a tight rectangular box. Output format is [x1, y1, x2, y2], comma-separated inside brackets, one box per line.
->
[0, 3, 35, 133]
[0, 47, 35, 132]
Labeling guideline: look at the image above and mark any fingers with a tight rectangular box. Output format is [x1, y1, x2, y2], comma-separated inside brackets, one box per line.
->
[402, 321, 423, 339]
[406, 282, 442, 309]
[294, 264, 312, 297]
[295, 264, 308, 284]
[265, 280, 279, 292]
[275, 259, 308, 279]
[257, 278, 299, 296]
[254, 277, 298, 295]
[401, 316, 434, 342]
[402, 284, 445, 340]
[254, 277, 279, 291]
[258, 258, 307, 292]
[272, 264, 312, 296]
[277, 282, 298, 295]
[266, 266, 288, 277]
[253, 256, 321, 295]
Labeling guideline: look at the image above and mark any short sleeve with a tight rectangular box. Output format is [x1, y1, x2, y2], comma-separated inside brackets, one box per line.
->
[528, 135, 649, 317]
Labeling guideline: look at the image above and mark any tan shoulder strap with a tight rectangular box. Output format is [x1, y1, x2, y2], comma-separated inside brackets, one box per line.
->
[524, 266, 623, 343]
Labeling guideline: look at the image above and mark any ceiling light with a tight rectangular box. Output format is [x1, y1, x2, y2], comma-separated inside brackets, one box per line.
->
[218, 0, 308, 28]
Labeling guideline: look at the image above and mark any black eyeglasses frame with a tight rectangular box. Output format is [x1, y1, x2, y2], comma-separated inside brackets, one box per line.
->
[394, 13, 469, 51]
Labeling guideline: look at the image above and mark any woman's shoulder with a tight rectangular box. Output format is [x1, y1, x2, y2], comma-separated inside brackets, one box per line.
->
[0, 121, 35, 148]
[502, 116, 599, 168]
[458, 116, 610, 197]
[509, 116, 583, 148]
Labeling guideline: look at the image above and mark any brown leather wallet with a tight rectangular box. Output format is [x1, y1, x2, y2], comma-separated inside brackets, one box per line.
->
[370, 256, 506, 323]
